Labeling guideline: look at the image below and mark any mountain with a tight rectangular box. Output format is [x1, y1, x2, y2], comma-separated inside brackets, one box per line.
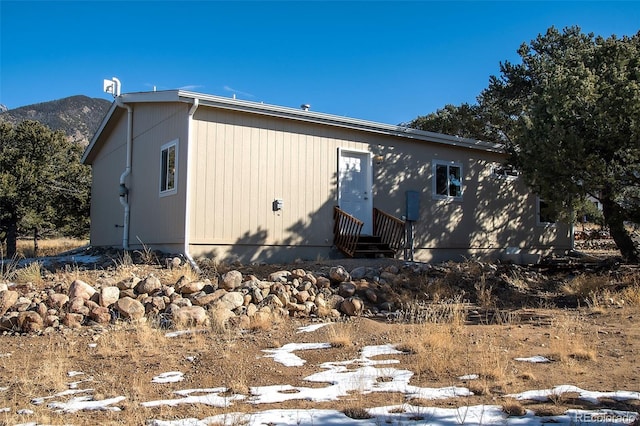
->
[0, 95, 112, 146]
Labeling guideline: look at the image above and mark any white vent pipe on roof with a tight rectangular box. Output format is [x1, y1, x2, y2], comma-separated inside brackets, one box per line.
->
[116, 97, 133, 250]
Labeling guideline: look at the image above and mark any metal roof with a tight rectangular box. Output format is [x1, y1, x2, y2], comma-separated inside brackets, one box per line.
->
[82, 90, 504, 164]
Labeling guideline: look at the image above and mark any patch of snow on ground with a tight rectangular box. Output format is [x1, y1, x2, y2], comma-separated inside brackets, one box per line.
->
[142, 388, 245, 408]
[31, 388, 93, 405]
[152, 372, 185, 384]
[48, 395, 126, 413]
[514, 356, 551, 363]
[507, 385, 640, 404]
[360, 344, 403, 358]
[250, 344, 471, 404]
[458, 374, 479, 380]
[150, 405, 639, 426]
[296, 323, 330, 333]
[262, 342, 331, 367]
[165, 329, 206, 338]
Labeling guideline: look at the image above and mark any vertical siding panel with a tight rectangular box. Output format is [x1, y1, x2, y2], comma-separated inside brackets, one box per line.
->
[222, 121, 233, 240]
[289, 130, 300, 241]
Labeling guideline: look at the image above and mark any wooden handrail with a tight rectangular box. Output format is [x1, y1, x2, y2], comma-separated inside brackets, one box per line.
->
[373, 208, 405, 253]
[333, 206, 363, 257]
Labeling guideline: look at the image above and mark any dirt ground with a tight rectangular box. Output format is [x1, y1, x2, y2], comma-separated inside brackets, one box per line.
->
[1, 247, 639, 425]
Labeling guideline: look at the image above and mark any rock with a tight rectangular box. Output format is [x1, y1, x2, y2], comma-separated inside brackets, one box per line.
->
[14, 297, 31, 312]
[316, 276, 331, 289]
[364, 288, 378, 303]
[269, 270, 291, 282]
[380, 271, 398, 283]
[115, 297, 145, 321]
[44, 315, 59, 327]
[246, 303, 258, 317]
[69, 297, 89, 316]
[210, 307, 235, 327]
[341, 297, 363, 316]
[326, 294, 345, 309]
[338, 282, 356, 298]
[291, 269, 307, 279]
[192, 289, 226, 307]
[329, 266, 350, 283]
[18, 311, 43, 332]
[294, 290, 310, 303]
[221, 270, 243, 290]
[175, 277, 206, 294]
[262, 294, 284, 309]
[48, 293, 69, 309]
[89, 306, 111, 324]
[0, 290, 19, 316]
[63, 313, 84, 328]
[146, 296, 166, 313]
[169, 257, 182, 269]
[99, 286, 120, 307]
[218, 292, 244, 310]
[349, 266, 367, 280]
[68, 280, 97, 300]
[172, 306, 210, 327]
[135, 275, 161, 294]
[36, 302, 47, 318]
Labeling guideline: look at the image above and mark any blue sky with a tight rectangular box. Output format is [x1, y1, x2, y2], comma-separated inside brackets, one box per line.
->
[1, 1, 639, 125]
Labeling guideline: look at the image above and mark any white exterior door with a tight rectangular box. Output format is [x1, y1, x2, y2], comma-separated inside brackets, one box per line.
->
[338, 149, 373, 234]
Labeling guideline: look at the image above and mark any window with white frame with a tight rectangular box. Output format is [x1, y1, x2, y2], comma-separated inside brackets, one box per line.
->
[433, 160, 463, 199]
[537, 198, 557, 225]
[160, 140, 178, 195]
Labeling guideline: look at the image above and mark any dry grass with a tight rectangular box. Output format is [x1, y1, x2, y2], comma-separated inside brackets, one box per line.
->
[327, 323, 354, 348]
[562, 274, 611, 299]
[548, 314, 597, 365]
[397, 322, 466, 381]
[13, 261, 44, 286]
[502, 398, 527, 416]
[14, 238, 88, 258]
[474, 274, 495, 308]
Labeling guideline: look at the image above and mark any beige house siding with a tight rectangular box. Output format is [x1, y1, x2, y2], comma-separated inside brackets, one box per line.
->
[186, 106, 570, 263]
[88, 110, 128, 246]
[188, 108, 372, 261]
[85, 91, 570, 264]
[86, 102, 189, 250]
[128, 103, 189, 247]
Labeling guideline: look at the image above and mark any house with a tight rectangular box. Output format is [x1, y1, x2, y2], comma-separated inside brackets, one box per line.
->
[82, 90, 571, 265]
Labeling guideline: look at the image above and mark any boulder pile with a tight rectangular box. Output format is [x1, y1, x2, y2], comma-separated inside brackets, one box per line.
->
[0, 260, 423, 335]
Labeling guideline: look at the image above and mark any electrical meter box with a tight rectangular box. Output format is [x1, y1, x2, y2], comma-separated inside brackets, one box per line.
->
[405, 190, 420, 221]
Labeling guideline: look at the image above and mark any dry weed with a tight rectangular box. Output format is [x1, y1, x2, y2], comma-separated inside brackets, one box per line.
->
[548, 314, 597, 365]
[327, 323, 353, 348]
[398, 322, 466, 380]
[474, 274, 494, 308]
[619, 285, 640, 306]
[502, 398, 527, 416]
[562, 274, 611, 299]
[14, 261, 44, 286]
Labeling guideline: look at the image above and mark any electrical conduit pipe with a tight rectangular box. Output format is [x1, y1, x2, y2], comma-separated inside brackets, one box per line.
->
[117, 97, 133, 251]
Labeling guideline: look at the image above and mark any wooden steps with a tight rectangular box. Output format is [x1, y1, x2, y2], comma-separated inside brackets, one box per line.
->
[352, 235, 395, 258]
